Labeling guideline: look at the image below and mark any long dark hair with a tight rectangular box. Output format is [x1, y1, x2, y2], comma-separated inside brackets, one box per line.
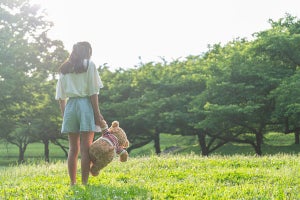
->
[59, 41, 92, 74]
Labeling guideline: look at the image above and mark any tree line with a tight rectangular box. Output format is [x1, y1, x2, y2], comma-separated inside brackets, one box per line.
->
[1, 0, 300, 163]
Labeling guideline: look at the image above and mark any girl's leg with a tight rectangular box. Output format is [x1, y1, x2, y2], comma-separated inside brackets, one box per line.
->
[80, 132, 95, 185]
[68, 133, 80, 185]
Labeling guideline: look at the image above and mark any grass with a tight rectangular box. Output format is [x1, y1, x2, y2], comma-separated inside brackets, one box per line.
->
[0, 154, 299, 199]
[0, 142, 67, 166]
[1, 132, 299, 166]
[1, 132, 300, 199]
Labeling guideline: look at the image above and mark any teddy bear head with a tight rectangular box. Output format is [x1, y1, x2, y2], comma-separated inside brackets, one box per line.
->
[108, 121, 129, 149]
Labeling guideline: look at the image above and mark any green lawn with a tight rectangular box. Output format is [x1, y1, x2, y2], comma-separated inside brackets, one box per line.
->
[1, 132, 299, 199]
[0, 155, 299, 199]
[0, 142, 67, 166]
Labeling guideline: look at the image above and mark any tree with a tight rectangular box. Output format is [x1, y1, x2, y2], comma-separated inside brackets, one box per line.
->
[31, 37, 68, 161]
[99, 65, 160, 153]
[0, 0, 68, 163]
[271, 72, 300, 144]
[190, 39, 274, 155]
[254, 14, 300, 143]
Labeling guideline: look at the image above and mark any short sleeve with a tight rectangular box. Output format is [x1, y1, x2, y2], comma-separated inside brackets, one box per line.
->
[55, 74, 67, 100]
[87, 61, 104, 95]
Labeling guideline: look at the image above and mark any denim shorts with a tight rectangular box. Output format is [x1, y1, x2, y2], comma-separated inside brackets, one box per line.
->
[61, 97, 96, 134]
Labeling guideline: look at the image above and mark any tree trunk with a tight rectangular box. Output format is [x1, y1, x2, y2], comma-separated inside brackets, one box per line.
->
[43, 139, 50, 162]
[127, 139, 152, 153]
[197, 132, 208, 156]
[18, 145, 26, 164]
[53, 140, 69, 158]
[255, 132, 263, 156]
[154, 130, 161, 155]
[295, 130, 300, 145]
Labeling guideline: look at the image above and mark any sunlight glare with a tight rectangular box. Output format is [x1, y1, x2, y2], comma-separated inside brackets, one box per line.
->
[26, 0, 300, 70]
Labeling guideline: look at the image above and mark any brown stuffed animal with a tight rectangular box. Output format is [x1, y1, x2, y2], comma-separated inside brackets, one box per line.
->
[89, 120, 129, 176]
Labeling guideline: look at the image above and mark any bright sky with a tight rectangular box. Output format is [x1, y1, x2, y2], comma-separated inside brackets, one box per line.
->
[31, 0, 300, 70]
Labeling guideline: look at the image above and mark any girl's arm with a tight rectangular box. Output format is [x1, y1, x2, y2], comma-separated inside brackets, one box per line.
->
[58, 99, 66, 117]
[90, 94, 107, 129]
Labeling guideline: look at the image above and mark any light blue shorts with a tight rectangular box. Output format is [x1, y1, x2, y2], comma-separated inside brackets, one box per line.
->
[61, 97, 96, 134]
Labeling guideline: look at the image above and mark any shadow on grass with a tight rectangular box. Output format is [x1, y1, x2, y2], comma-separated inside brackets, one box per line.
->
[262, 144, 300, 155]
[212, 142, 300, 156]
[67, 184, 151, 200]
[0, 155, 66, 166]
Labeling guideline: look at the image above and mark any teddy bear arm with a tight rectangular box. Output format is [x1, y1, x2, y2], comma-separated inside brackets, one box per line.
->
[119, 150, 128, 162]
[124, 139, 129, 148]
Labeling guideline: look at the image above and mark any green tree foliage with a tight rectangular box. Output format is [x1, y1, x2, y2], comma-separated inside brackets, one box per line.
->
[97, 66, 151, 152]
[271, 72, 300, 144]
[0, 0, 68, 163]
[257, 14, 300, 144]
[189, 41, 264, 155]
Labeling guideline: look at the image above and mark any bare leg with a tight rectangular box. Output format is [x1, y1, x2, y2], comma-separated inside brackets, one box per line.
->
[68, 133, 80, 185]
[80, 132, 95, 185]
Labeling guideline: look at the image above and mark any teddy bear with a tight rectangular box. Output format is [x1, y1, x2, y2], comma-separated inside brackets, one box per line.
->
[89, 120, 129, 176]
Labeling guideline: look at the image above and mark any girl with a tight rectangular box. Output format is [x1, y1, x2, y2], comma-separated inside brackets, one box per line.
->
[55, 41, 106, 185]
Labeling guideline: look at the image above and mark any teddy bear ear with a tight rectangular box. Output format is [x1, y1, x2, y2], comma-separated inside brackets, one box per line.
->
[111, 121, 119, 128]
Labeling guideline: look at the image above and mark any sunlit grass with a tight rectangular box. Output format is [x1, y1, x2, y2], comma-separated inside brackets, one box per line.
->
[1, 132, 300, 199]
[1, 154, 300, 199]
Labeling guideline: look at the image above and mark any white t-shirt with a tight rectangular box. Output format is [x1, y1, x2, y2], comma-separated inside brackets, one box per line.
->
[55, 60, 103, 100]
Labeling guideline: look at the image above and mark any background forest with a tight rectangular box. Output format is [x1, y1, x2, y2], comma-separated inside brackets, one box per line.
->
[1, 0, 300, 164]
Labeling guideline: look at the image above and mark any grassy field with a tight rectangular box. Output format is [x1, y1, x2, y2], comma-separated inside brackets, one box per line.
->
[0, 154, 299, 199]
[0, 142, 67, 166]
[0, 132, 300, 199]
